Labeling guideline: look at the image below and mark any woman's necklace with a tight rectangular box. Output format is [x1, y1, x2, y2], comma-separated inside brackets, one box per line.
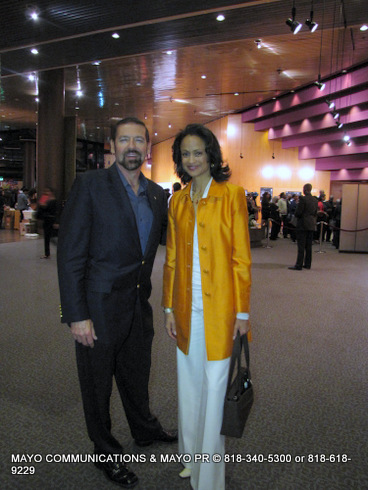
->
[191, 186, 204, 205]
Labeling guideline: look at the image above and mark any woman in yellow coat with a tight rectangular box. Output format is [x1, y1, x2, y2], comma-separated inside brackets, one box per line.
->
[163, 124, 252, 490]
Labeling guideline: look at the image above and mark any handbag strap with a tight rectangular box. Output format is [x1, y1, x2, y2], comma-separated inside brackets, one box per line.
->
[226, 333, 251, 392]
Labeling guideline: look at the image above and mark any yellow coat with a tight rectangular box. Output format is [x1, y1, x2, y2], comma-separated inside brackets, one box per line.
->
[162, 179, 252, 360]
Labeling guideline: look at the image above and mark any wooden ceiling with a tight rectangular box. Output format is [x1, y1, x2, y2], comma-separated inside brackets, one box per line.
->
[0, 0, 368, 144]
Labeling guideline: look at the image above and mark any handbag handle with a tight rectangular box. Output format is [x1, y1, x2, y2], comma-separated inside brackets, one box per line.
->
[226, 333, 251, 393]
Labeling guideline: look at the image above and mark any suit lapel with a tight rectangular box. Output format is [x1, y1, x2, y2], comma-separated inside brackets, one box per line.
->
[145, 180, 162, 255]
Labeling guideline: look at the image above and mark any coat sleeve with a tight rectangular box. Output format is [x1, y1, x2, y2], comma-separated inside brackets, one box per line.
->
[162, 196, 176, 308]
[231, 187, 252, 313]
[57, 175, 93, 324]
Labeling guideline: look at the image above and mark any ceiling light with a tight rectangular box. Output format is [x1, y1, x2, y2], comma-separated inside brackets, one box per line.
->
[305, 18, 318, 32]
[332, 110, 340, 120]
[112, 33, 120, 39]
[30, 48, 39, 55]
[336, 121, 343, 129]
[76, 90, 83, 97]
[92, 61, 101, 66]
[326, 98, 335, 109]
[255, 39, 262, 49]
[216, 14, 225, 22]
[201, 75, 207, 79]
[314, 80, 325, 91]
[168, 123, 171, 128]
[286, 17, 302, 34]
[343, 134, 350, 142]
[286, 2, 302, 34]
[360, 25, 368, 31]
[165, 50, 173, 55]
[346, 140, 352, 146]
[26, 6, 40, 21]
[234, 93, 239, 96]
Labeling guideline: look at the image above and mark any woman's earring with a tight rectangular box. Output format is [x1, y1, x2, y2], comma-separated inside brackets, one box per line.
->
[210, 163, 215, 168]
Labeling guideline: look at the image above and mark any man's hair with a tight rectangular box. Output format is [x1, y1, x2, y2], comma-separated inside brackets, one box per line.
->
[111, 117, 150, 143]
[172, 123, 231, 184]
[173, 182, 182, 192]
[303, 183, 312, 194]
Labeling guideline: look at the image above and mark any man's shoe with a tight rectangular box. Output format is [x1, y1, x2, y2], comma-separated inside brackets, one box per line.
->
[302, 265, 311, 269]
[135, 428, 178, 447]
[94, 459, 138, 488]
[288, 266, 302, 270]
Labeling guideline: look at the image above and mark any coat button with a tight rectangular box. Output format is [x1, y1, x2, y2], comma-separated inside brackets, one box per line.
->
[199, 222, 205, 227]
[201, 245, 207, 251]
[203, 269, 209, 274]
[204, 292, 211, 297]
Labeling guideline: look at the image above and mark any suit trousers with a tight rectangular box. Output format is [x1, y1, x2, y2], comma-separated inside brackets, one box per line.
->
[75, 299, 161, 455]
[296, 229, 314, 268]
[177, 307, 230, 490]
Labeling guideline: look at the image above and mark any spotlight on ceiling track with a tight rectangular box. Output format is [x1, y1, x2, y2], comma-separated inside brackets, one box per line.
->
[326, 98, 335, 109]
[305, 1, 318, 32]
[336, 120, 343, 129]
[255, 39, 262, 49]
[332, 111, 340, 120]
[314, 75, 325, 90]
[286, 2, 302, 34]
[305, 18, 318, 32]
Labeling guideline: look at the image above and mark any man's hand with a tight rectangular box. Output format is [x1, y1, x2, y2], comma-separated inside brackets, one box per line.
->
[71, 319, 97, 348]
[233, 318, 250, 339]
[164, 311, 177, 341]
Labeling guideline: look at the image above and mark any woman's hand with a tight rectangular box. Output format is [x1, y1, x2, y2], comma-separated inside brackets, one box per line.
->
[164, 311, 177, 341]
[233, 318, 250, 339]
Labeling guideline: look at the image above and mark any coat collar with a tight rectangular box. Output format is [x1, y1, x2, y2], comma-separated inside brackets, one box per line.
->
[179, 179, 227, 200]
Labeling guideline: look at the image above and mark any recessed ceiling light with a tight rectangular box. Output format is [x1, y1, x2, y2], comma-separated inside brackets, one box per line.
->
[112, 33, 120, 39]
[165, 50, 173, 55]
[216, 14, 225, 22]
[155, 132, 158, 136]
[76, 90, 83, 97]
[92, 61, 101, 66]
[201, 75, 207, 79]
[31, 48, 39, 55]
[360, 24, 368, 31]
[234, 93, 239, 96]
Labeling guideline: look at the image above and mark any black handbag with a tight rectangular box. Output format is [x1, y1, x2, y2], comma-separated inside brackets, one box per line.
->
[220, 333, 254, 438]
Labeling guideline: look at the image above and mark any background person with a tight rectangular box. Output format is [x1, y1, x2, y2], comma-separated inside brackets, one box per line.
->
[37, 187, 58, 259]
[163, 123, 252, 490]
[289, 183, 318, 270]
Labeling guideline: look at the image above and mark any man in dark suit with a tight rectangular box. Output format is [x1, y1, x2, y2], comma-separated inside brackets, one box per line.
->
[289, 183, 318, 270]
[57, 117, 177, 488]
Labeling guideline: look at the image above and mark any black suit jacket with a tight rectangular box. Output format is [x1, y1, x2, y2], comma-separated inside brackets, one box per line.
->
[295, 193, 318, 231]
[57, 163, 167, 341]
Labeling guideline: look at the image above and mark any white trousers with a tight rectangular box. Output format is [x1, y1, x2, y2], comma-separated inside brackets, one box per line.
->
[177, 307, 230, 490]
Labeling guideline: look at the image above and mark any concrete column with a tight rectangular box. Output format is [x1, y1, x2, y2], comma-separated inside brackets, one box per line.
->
[22, 140, 36, 189]
[36, 70, 65, 202]
[64, 116, 77, 200]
